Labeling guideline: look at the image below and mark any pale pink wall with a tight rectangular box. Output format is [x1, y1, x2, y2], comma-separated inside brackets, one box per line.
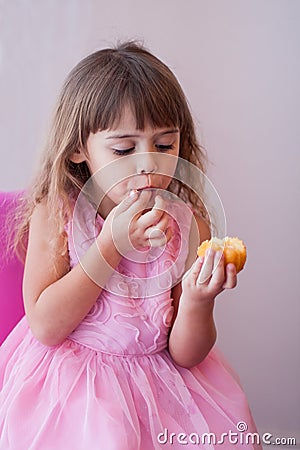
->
[1, 0, 299, 442]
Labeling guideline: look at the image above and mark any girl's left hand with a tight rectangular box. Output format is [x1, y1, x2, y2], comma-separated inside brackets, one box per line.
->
[181, 249, 237, 304]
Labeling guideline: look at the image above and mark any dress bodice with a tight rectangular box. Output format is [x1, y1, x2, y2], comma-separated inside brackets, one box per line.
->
[66, 196, 193, 355]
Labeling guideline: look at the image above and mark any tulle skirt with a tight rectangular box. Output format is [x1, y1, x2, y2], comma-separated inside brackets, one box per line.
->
[0, 318, 261, 449]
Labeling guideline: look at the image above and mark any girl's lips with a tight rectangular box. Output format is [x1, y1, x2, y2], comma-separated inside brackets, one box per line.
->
[128, 186, 154, 196]
[136, 186, 155, 191]
[128, 186, 159, 201]
[131, 174, 162, 191]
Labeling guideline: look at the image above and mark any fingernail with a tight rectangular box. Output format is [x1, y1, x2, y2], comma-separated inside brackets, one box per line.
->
[129, 189, 138, 198]
[228, 263, 236, 272]
[230, 263, 236, 272]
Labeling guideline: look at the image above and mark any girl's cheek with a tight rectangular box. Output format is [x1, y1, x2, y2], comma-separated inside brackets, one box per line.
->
[160, 175, 173, 189]
[108, 183, 129, 203]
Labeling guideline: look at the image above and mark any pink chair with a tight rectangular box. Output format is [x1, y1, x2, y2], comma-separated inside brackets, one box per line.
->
[0, 191, 25, 345]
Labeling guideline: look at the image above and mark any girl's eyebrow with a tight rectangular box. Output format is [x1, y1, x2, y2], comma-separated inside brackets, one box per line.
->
[106, 129, 179, 140]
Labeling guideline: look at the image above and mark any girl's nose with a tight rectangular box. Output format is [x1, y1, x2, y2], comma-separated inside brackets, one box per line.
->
[137, 152, 158, 174]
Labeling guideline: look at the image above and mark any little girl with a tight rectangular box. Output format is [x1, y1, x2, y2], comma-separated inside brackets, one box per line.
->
[0, 42, 261, 449]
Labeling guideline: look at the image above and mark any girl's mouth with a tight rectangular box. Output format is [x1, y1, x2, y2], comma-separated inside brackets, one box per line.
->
[136, 186, 155, 191]
[135, 174, 157, 191]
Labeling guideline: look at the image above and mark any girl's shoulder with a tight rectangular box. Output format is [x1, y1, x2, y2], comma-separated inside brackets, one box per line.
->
[26, 198, 69, 267]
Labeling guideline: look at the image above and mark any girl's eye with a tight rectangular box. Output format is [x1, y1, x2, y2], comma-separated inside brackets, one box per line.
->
[156, 144, 174, 151]
[112, 144, 174, 155]
[112, 147, 135, 155]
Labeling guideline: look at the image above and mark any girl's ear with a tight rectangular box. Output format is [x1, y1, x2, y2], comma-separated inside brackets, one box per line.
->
[69, 149, 86, 164]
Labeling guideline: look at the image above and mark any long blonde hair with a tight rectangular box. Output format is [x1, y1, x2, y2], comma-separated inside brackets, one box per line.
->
[11, 41, 208, 264]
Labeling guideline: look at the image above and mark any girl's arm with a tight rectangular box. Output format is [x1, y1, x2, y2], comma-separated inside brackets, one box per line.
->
[168, 216, 237, 369]
[23, 199, 122, 346]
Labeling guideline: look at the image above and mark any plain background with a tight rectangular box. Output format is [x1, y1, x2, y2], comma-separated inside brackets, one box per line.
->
[1, 0, 299, 444]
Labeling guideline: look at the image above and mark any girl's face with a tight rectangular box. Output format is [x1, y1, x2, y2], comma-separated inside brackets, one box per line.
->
[74, 107, 180, 217]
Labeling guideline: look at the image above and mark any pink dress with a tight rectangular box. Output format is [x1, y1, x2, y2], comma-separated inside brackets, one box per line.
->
[0, 197, 261, 449]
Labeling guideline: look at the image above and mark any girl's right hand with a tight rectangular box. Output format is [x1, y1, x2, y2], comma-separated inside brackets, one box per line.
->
[100, 190, 173, 256]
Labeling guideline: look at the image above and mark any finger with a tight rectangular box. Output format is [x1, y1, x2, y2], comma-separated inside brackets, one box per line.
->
[147, 226, 168, 246]
[164, 226, 173, 243]
[153, 194, 166, 210]
[138, 197, 167, 228]
[115, 189, 140, 214]
[148, 236, 167, 247]
[144, 213, 170, 238]
[156, 213, 170, 231]
[222, 263, 237, 289]
[188, 256, 205, 284]
[182, 255, 203, 282]
[147, 223, 175, 247]
[139, 209, 164, 228]
[129, 189, 153, 215]
[210, 251, 225, 288]
[197, 248, 215, 284]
